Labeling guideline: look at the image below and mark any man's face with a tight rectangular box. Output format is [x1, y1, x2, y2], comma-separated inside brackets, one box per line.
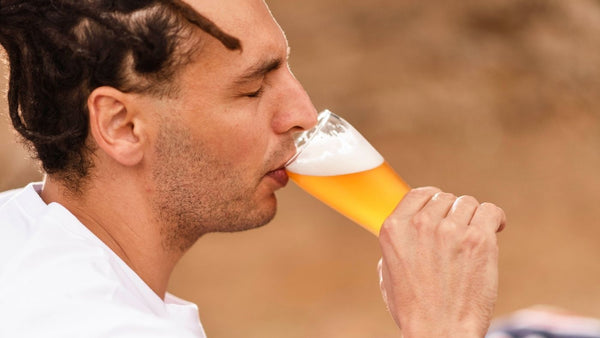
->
[142, 0, 317, 250]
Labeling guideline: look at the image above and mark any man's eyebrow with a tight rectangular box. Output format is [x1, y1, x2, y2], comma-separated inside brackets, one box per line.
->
[234, 57, 283, 85]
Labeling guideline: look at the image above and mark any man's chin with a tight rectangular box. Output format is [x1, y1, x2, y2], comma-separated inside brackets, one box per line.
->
[215, 217, 274, 233]
[216, 200, 278, 233]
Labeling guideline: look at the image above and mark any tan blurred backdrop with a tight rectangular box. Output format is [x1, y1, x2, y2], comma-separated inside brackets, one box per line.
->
[2, 0, 600, 337]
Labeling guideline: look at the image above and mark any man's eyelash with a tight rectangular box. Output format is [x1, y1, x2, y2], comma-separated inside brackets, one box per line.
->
[246, 86, 264, 98]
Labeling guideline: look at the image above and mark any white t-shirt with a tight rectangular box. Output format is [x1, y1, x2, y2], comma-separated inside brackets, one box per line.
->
[0, 183, 206, 338]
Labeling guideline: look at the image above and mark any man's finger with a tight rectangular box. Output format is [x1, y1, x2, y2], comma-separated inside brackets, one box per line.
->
[469, 202, 506, 233]
[390, 186, 442, 221]
[445, 195, 479, 226]
[415, 191, 458, 228]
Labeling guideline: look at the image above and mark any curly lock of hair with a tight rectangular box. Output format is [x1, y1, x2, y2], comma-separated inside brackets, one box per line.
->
[0, 0, 241, 191]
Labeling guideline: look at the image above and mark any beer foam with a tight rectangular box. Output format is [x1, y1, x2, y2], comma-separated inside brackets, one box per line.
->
[286, 114, 384, 176]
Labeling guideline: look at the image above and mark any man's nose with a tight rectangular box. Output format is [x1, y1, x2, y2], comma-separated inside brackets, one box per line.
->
[271, 68, 318, 134]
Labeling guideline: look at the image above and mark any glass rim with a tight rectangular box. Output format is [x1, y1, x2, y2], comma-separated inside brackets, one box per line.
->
[285, 109, 334, 167]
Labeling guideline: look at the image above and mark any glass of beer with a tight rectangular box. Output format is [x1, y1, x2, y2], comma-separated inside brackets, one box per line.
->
[285, 110, 410, 236]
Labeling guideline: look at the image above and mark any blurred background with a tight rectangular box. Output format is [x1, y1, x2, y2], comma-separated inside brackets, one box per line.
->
[2, 0, 600, 336]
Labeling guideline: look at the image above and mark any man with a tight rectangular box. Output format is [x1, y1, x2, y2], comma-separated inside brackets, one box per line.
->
[0, 0, 506, 337]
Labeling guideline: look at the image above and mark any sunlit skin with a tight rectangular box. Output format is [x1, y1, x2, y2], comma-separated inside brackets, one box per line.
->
[40, 0, 317, 298]
[37, 1, 507, 336]
[145, 0, 318, 250]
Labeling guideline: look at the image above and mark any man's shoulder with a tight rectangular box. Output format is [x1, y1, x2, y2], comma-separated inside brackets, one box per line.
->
[0, 183, 146, 319]
[0, 279, 203, 338]
[0, 183, 205, 337]
[0, 231, 204, 338]
[0, 257, 204, 338]
[0, 225, 121, 300]
[0, 187, 22, 207]
[0, 182, 45, 223]
[0, 183, 45, 273]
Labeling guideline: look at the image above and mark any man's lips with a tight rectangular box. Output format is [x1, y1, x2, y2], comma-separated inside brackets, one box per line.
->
[266, 167, 289, 188]
[265, 150, 296, 188]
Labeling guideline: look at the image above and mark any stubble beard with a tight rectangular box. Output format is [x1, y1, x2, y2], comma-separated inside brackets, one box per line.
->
[151, 120, 278, 253]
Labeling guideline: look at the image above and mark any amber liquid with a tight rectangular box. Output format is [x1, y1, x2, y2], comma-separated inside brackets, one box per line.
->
[286, 162, 410, 236]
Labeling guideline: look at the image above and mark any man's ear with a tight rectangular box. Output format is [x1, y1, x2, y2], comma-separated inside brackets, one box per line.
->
[87, 86, 146, 167]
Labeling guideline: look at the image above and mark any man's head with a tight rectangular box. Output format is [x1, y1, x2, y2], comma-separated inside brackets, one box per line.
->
[138, 0, 317, 249]
[1, 0, 317, 250]
[0, 0, 240, 190]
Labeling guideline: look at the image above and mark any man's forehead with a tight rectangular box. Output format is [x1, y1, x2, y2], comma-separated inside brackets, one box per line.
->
[184, 0, 272, 36]
[233, 46, 291, 86]
[178, 0, 290, 89]
[184, 2, 288, 62]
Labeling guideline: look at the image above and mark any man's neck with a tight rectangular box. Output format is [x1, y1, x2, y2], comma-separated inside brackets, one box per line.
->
[40, 175, 181, 299]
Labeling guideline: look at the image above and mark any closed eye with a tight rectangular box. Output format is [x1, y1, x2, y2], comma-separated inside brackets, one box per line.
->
[245, 86, 264, 98]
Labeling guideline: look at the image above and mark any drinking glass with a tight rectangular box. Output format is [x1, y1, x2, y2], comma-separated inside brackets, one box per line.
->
[285, 110, 410, 236]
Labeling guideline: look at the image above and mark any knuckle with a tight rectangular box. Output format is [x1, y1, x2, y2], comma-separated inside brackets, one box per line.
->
[411, 212, 433, 231]
[463, 228, 490, 248]
[406, 186, 441, 199]
[480, 202, 497, 210]
[480, 202, 506, 222]
[433, 192, 456, 202]
[480, 202, 502, 216]
[438, 218, 457, 232]
[378, 222, 393, 242]
[457, 195, 479, 206]
[437, 218, 459, 237]
[379, 218, 400, 242]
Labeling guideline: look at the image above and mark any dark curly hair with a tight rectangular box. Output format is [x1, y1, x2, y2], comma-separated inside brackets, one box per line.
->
[0, 0, 241, 190]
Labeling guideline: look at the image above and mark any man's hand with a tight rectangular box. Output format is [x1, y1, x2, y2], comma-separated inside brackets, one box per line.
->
[378, 187, 506, 337]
